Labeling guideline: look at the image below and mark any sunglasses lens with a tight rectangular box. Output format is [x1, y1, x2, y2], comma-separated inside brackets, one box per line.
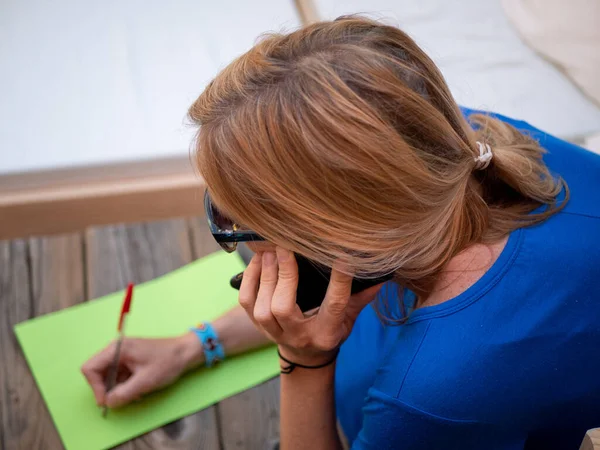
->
[220, 242, 237, 253]
[212, 204, 235, 233]
[205, 190, 234, 234]
[204, 190, 263, 251]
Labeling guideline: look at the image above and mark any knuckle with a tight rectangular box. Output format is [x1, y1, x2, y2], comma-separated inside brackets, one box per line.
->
[238, 294, 254, 310]
[271, 302, 294, 319]
[253, 308, 273, 325]
[260, 267, 279, 284]
[327, 298, 347, 316]
[261, 273, 278, 285]
[277, 269, 297, 282]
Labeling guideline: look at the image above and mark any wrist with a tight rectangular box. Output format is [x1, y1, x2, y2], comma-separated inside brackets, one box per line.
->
[178, 331, 205, 371]
[278, 345, 339, 368]
[279, 346, 337, 391]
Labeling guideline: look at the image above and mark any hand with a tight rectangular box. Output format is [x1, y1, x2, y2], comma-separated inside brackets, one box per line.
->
[238, 248, 384, 366]
[81, 333, 203, 408]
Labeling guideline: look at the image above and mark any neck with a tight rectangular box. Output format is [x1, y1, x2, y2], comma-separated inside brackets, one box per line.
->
[417, 235, 509, 309]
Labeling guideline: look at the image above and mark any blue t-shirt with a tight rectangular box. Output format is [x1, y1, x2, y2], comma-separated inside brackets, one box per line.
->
[335, 108, 600, 450]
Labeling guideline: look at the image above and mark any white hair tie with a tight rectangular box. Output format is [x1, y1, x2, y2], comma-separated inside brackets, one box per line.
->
[474, 141, 493, 170]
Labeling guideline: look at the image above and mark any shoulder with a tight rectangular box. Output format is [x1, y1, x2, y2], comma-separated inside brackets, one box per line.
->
[371, 249, 600, 421]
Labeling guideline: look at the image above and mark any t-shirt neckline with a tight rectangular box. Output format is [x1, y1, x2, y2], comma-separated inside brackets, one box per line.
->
[405, 227, 524, 323]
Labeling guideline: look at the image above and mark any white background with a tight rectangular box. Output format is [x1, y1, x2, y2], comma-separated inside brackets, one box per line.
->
[314, 0, 600, 140]
[2, 0, 598, 175]
[0, 0, 300, 174]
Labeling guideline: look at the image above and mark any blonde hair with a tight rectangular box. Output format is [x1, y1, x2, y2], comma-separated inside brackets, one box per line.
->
[189, 16, 567, 303]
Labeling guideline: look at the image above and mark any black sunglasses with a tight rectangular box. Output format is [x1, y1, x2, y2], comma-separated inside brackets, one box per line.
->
[204, 190, 265, 253]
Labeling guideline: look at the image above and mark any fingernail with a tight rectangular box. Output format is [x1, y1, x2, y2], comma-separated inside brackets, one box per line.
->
[263, 252, 276, 266]
[276, 247, 290, 262]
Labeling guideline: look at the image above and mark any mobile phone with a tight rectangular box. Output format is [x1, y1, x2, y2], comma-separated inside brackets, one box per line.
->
[230, 253, 392, 312]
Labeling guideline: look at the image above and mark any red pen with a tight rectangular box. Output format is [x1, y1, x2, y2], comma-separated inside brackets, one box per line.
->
[102, 283, 134, 418]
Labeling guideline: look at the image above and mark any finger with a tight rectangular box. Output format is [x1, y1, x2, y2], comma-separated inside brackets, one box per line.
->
[253, 251, 283, 336]
[347, 283, 385, 320]
[81, 342, 117, 405]
[238, 253, 262, 315]
[318, 264, 353, 327]
[105, 371, 154, 408]
[81, 369, 108, 406]
[271, 248, 302, 328]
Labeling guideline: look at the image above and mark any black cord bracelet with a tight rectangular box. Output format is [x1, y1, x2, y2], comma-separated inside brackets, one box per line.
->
[277, 348, 340, 374]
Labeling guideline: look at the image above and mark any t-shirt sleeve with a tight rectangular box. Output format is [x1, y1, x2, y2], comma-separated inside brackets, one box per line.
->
[350, 388, 524, 450]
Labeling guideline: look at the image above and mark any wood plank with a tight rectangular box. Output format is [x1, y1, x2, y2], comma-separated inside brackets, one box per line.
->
[28, 234, 87, 449]
[0, 233, 85, 449]
[29, 234, 86, 315]
[0, 239, 34, 450]
[218, 378, 281, 450]
[187, 217, 281, 450]
[0, 155, 205, 241]
[187, 216, 221, 260]
[0, 173, 204, 241]
[85, 219, 221, 449]
[0, 155, 194, 193]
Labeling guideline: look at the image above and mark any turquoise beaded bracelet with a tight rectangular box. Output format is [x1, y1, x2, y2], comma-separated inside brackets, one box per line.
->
[191, 322, 225, 367]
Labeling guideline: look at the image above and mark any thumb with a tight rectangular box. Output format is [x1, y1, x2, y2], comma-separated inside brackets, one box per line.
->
[105, 371, 154, 408]
[322, 266, 353, 318]
[347, 283, 384, 320]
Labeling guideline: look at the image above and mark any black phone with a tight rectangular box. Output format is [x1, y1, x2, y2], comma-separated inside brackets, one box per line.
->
[230, 253, 392, 312]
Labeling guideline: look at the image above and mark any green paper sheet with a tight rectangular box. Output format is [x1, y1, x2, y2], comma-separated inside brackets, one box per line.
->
[14, 251, 279, 450]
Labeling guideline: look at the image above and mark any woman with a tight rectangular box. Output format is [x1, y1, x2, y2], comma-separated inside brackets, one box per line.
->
[82, 17, 600, 449]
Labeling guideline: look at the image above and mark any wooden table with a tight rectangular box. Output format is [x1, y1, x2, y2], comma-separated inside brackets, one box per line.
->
[0, 217, 280, 450]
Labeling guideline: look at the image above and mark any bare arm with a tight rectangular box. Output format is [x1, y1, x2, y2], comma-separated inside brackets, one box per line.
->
[279, 353, 341, 450]
[181, 304, 272, 369]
